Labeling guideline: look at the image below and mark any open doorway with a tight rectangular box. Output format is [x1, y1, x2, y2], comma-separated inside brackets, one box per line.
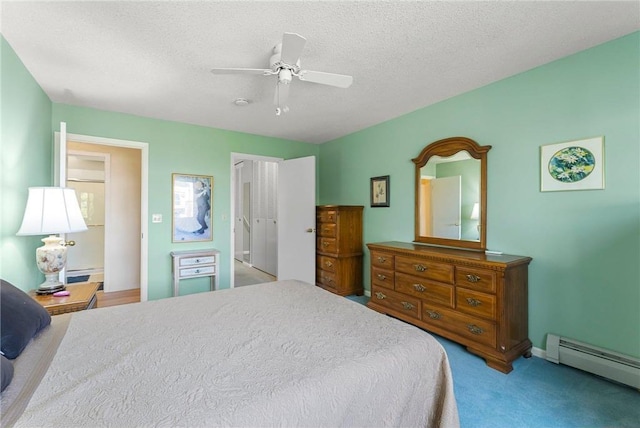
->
[65, 151, 108, 289]
[55, 124, 149, 301]
[233, 156, 279, 287]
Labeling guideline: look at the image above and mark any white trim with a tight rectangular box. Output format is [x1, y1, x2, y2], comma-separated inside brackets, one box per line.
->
[229, 152, 283, 288]
[531, 346, 546, 359]
[56, 131, 149, 302]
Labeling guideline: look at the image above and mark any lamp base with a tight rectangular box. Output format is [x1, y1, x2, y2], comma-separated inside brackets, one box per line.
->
[35, 235, 68, 295]
[36, 284, 66, 295]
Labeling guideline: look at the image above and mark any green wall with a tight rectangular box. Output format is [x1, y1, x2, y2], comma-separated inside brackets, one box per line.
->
[0, 37, 53, 287]
[51, 105, 319, 300]
[319, 32, 640, 357]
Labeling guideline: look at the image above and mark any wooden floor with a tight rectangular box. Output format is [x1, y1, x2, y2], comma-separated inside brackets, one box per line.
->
[96, 288, 140, 308]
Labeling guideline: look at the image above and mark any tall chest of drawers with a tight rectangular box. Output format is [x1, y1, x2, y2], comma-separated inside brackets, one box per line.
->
[366, 241, 532, 373]
[316, 205, 364, 296]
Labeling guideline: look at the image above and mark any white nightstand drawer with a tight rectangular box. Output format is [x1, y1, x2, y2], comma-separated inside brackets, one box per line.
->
[170, 249, 220, 297]
[180, 256, 215, 267]
[180, 265, 215, 277]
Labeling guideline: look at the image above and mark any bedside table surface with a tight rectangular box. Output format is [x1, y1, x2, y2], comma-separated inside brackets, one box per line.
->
[29, 282, 100, 315]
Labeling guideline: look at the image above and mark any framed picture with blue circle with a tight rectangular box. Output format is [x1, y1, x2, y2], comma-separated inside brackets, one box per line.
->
[540, 136, 604, 192]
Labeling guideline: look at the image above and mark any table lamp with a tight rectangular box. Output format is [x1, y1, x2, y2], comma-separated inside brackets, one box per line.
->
[17, 187, 88, 294]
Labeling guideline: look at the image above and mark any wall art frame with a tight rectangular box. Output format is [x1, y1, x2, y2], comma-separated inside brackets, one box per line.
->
[540, 136, 604, 192]
[370, 175, 390, 207]
[172, 173, 213, 242]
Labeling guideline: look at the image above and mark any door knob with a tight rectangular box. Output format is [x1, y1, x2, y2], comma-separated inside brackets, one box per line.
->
[306, 228, 316, 233]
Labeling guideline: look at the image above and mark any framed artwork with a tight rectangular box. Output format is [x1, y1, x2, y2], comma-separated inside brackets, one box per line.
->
[370, 175, 390, 207]
[172, 173, 213, 242]
[540, 136, 604, 192]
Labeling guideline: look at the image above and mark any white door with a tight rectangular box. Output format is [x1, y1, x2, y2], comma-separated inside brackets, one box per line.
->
[431, 176, 461, 239]
[53, 123, 68, 283]
[277, 156, 316, 284]
[233, 164, 244, 260]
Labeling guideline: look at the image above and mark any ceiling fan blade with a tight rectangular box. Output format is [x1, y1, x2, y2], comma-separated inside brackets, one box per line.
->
[297, 70, 353, 88]
[210, 68, 271, 75]
[280, 32, 306, 65]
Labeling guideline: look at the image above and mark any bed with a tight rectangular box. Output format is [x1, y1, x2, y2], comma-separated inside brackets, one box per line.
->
[1, 279, 459, 427]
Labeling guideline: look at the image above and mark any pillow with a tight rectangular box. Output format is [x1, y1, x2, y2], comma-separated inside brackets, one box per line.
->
[1, 355, 14, 392]
[1, 279, 51, 359]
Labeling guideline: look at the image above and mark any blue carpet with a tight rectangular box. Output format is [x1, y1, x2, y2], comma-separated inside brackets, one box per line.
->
[346, 295, 639, 427]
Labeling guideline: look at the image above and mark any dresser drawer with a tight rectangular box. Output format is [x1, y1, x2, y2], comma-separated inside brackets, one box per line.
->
[371, 267, 394, 290]
[371, 251, 394, 269]
[456, 288, 496, 320]
[422, 304, 496, 348]
[395, 256, 454, 284]
[317, 255, 338, 273]
[317, 237, 337, 253]
[455, 267, 496, 293]
[371, 286, 421, 320]
[317, 269, 337, 290]
[395, 272, 454, 308]
[179, 265, 215, 278]
[180, 256, 215, 267]
[317, 222, 337, 237]
[317, 210, 337, 222]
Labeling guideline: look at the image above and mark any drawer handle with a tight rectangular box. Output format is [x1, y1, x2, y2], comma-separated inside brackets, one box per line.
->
[195, 258, 201, 263]
[425, 310, 441, 320]
[322, 241, 330, 247]
[375, 292, 386, 300]
[194, 269, 200, 274]
[377, 256, 386, 263]
[401, 302, 415, 310]
[466, 274, 481, 283]
[376, 274, 386, 280]
[467, 324, 484, 335]
[325, 261, 333, 267]
[413, 283, 426, 292]
[466, 298, 482, 307]
[414, 264, 428, 272]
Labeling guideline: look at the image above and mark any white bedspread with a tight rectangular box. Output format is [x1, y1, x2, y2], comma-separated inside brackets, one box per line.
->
[15, 280, 459, 427]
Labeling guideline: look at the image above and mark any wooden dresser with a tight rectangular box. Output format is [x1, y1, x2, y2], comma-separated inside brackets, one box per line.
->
[316, 205, 364, 296]
[366, 241, 532, 373]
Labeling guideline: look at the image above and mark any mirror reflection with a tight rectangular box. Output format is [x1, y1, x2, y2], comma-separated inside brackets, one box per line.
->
[413, 137, 491, 251]
[418, 151, 480, 241]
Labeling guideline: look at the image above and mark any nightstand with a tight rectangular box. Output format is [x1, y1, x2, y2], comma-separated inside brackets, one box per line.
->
[29, 282, 100, 316]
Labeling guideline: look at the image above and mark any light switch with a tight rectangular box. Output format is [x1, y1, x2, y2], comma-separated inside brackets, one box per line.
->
[152, 214, 163, 223]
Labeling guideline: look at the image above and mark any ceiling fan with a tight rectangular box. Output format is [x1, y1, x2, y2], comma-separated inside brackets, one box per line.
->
[211, 32, 353, 115]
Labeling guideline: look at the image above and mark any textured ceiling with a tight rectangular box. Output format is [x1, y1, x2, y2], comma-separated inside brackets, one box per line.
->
[1, 1, 638, 144]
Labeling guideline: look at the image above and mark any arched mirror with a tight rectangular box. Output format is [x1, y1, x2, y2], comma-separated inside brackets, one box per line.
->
[412, 137, 491, 250]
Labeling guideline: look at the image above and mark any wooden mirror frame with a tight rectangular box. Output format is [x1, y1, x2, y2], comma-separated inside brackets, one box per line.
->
[412, 137, 492, 251]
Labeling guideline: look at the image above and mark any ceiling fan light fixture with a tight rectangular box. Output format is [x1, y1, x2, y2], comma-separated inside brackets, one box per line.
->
[233, 98, 250, 106]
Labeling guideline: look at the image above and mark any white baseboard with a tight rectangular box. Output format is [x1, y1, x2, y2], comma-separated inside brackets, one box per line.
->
[531, 346, 546, 359]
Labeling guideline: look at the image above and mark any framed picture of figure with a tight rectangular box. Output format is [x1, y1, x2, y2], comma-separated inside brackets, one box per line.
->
[172, 173, 213, 242]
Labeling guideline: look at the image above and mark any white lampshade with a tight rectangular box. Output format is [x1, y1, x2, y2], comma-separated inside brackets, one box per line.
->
[17, 187, 88, 293]
[17, 187, 87, 235]
[470, 202, 480, 221]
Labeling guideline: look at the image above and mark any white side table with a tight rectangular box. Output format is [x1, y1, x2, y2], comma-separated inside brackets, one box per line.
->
[170, 249, 220, 297]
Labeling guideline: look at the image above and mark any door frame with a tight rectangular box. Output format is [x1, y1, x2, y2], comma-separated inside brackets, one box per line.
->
[55, 130, 150, 301]
[229, 152, 282, 288]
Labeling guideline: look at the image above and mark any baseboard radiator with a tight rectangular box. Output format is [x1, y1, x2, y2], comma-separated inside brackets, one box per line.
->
[546, 334, 640, 389]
